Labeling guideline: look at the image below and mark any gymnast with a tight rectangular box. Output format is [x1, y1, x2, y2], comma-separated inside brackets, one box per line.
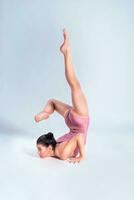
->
[34, 28, 90, 164]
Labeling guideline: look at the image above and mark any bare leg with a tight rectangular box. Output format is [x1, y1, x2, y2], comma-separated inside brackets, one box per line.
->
[60, 28, 89, 116]
[34, 98, 72, 122]
[34, 99, 55, 122]
[34, 28, 89, 123]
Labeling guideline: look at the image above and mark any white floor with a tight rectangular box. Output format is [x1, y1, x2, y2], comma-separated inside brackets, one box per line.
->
[0, 128, 134, 200]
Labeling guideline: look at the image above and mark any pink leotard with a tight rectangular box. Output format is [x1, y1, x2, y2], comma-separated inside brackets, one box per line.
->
[56, 108, 90, 157]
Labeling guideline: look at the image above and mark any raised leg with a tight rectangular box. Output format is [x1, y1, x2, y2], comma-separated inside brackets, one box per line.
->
[60, 29, 89, 116]
[51, 99, 72, 117]
[34, 98, 72, 122]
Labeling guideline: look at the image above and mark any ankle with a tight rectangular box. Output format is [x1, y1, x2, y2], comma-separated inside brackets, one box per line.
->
[63, 47, 71, 56]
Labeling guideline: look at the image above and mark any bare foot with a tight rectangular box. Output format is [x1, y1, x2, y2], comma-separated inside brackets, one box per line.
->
[34, 111, 49, 123]
[60, 28, 70, 55]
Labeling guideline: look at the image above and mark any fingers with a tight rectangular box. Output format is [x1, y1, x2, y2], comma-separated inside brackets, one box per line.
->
[67, 158, 74, 163]
[68, 160, 76, 164]
[67, 157, 80, 164]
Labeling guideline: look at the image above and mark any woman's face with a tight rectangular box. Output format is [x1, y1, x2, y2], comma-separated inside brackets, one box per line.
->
[36, 143, 49, 158]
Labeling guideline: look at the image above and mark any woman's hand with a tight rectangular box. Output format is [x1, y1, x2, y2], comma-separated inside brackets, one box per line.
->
[67, 156, 84, 164]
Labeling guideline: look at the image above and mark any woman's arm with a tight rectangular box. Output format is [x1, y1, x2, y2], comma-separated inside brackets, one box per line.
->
[67, 133, 85, 163]
[61, 133, 85, 163]
[76, 133, 85, 158]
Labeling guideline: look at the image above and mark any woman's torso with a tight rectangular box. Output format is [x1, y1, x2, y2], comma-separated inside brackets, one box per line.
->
[55, 137, 77, 159]
[56, 108, 90, 158]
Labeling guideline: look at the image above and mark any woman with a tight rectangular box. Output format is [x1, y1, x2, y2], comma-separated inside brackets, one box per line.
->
[34, 29, 90, 164]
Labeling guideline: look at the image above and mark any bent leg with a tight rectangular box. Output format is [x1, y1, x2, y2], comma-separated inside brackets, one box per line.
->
[34, 98, 72, 122]
[50, 98, 72, 117]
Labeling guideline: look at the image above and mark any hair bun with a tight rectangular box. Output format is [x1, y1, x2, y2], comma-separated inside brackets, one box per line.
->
[46, 132, 53, 139]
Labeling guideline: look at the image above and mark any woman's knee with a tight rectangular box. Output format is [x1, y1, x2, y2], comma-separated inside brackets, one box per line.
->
[48, 98, 55, 105]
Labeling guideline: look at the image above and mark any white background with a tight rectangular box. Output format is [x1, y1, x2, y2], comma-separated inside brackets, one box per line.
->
[0, 0, 134, 200]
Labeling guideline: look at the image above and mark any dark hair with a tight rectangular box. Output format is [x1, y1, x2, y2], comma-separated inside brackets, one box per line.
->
[36, 132, 57, 150]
